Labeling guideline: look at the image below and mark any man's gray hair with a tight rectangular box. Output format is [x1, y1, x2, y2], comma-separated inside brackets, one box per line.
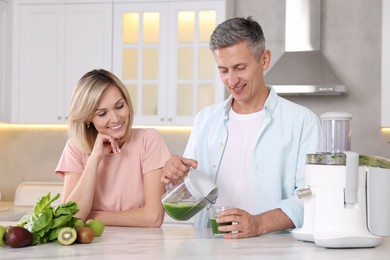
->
[209, 16, 266, 62]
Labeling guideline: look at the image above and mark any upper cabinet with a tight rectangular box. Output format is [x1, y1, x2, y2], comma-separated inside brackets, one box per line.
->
[9, 0, 112, 123]
[17, 4, 66, 123]
[3, 0, 233, 124]
[113, 0, 233, 126]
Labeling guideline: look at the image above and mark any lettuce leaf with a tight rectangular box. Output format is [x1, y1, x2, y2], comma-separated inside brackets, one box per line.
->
[17, 192, 79, 245]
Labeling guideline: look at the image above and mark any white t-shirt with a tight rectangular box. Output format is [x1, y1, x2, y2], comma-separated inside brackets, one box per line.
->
[216, 108, 266, 214]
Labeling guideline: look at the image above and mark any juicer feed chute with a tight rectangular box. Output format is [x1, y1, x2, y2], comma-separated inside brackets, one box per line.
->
[320, 112, 352, 153]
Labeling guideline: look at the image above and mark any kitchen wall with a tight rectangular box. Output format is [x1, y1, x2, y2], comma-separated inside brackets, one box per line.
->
[0, 126, 67, 201]
[235, 0, 390, 155]
[0, 126, 190, 201]
[1, 0, 389, 201]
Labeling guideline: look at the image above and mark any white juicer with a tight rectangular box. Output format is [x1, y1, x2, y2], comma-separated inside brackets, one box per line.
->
[292, 112, 390, 248]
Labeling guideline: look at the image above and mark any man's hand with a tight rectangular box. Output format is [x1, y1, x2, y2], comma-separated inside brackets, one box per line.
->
[161, 155, 198, 184]
[216, 208, 294, 239]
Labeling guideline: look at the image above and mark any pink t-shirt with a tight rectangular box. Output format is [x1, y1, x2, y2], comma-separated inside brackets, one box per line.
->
[55, 128, 170, 212]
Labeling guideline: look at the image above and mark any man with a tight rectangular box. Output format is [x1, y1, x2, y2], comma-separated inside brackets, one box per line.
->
[162, 17, 321, 239]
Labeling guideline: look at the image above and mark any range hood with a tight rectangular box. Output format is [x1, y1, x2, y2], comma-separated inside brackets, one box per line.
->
[265, 0, 347, 95]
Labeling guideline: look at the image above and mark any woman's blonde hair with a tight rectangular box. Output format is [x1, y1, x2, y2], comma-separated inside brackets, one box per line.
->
[67, 69, 134, 154]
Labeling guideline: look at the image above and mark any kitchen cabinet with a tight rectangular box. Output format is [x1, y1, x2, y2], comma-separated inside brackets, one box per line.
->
[113, 0, 233, 126]
[11, 0, 112, 123]
[0, 0, 10, 122]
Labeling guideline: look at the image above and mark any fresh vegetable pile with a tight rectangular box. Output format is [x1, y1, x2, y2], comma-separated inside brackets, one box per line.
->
[0, 192, 105, 248]
[17, 192, 79, 245]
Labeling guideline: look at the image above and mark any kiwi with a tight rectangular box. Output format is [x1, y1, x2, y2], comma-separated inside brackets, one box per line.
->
[76, 227, 95, 244]
[57, 227, 77, 246]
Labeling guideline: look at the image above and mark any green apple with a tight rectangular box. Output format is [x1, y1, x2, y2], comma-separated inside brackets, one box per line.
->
[85, 219, 105, 237]
[0, 225, 6, 247]
[73, 218, 84, 229]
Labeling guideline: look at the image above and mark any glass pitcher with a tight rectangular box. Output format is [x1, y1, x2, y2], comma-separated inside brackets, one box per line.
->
[161, 169, 218, 221]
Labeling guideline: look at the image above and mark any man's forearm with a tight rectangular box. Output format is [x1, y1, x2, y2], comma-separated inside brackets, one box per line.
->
[255, 208, 294, 235]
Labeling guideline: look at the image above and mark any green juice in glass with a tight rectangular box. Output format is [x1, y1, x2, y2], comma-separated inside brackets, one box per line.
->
[210, 217, 233, 235]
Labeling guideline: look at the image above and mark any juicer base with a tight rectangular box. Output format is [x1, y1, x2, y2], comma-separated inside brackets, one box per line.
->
[314, 235, 382, 248]
[292, 228, 382, 248]
[291, 228, 314, 242]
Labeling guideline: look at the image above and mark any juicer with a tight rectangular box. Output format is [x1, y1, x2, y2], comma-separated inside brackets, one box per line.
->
[292, 112, 390, 248]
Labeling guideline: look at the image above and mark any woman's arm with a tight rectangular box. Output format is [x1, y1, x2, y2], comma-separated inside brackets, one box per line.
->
[87, 168, 166, 227]
[62, 154, 101, 220]
[62, 133, 119, 220]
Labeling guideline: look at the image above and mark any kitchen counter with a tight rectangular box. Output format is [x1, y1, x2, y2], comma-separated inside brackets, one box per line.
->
[0, 202, 32, 222]
[1, 222, 390, 259]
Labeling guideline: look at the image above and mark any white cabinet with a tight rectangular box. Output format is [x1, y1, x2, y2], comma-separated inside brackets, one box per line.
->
[16, 4, 65, 123]
[5, 0, 233, 124]
[0, 0, 10, 122]
[12, 1, 112, 123]
[113, 0, 233, 126]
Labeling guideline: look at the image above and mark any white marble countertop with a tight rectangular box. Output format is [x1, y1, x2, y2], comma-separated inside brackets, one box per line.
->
[1, 222, 390, 259]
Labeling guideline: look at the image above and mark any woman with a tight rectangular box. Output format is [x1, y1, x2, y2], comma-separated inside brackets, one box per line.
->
[55, 69, 170, 227]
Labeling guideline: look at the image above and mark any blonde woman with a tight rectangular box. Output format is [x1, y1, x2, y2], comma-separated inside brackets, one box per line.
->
[55, 69, 170, 227]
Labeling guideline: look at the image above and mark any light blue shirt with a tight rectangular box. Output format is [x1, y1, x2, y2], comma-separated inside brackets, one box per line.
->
[183, 87, 322, 229]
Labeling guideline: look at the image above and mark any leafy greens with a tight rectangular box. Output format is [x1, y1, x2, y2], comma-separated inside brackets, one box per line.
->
[17, 192, 80, 245]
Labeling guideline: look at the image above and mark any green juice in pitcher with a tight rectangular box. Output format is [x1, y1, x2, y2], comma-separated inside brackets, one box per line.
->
[161, 170, 218, 221]
[163, 201, 205, 221]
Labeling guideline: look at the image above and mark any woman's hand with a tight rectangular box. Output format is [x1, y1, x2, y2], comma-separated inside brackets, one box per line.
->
[90, 133, 121, 159]
[161, 155, 198, 184]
